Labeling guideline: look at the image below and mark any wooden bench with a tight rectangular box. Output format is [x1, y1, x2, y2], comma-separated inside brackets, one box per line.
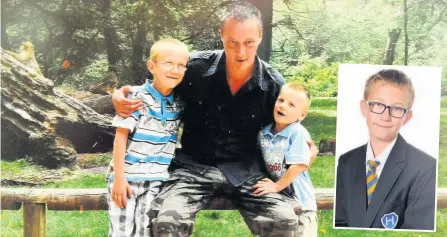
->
[2, 188, 446, 237]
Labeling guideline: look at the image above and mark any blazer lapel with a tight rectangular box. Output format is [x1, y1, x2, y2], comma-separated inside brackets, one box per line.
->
[351, 144, 368, 226]
[361, 134, 407, 227]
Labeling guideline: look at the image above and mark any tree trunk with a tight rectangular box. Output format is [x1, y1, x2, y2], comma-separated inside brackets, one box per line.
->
[1, 48, 115, 168]
[1, 2, 11, 50]
[102, 0, 120, 72]
[130, 22, 148, 85]
[382, 29, 401, 65]
[82, 95, 114, 115]
[247, 0, 273, 63]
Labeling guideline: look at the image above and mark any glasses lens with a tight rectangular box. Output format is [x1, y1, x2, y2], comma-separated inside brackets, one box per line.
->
[369, 102, 386, 114]
[160, 62, 187, 72]
[390, 107, 406, 118]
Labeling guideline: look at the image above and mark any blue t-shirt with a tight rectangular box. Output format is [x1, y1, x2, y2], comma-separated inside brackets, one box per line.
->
[258, 122, 317, 211]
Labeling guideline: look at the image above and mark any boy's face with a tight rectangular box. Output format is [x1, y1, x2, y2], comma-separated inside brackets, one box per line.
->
[360, 82, 413, 143]
[220, 16, 262, 71]
[274, 86, 309, 127]
[147, 45, 189, 92]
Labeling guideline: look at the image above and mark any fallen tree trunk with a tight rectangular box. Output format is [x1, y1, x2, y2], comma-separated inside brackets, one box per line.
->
[81, 94, 114, 115]
[1, 48, 115, 168]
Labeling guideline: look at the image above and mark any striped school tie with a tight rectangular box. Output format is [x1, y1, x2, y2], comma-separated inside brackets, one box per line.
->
[366, 159, 381, 205]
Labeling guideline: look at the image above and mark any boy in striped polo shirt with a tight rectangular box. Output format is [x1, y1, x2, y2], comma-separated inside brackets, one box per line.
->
[107, 38, 189, 237]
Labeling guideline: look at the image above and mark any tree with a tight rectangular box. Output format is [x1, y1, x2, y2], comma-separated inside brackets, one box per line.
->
[383, 29, 401, 65]
[247, 0, 273, 62]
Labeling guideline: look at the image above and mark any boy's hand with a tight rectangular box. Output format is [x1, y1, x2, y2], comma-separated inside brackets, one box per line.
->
[112, 177, 133, 208]
[112, 85, 143, 118]
[253, 178, 280, 196]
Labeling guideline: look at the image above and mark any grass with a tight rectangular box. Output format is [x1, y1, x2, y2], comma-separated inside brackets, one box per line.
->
[77, 153, 111, 169]
[1, 158, 45, 178]
[1, 97, 446, 236]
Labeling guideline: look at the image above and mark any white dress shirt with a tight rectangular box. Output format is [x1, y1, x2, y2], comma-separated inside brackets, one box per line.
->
[365, 138, 397, 179]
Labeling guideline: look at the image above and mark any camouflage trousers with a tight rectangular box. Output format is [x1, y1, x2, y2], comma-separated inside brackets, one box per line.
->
[149, 165, 301, 237]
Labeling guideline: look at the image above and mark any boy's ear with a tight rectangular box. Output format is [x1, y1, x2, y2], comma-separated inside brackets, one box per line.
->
[147, 60, 156, 74]
[402, 110, 413, 126]
[360, 100, 367, 118]
[301, 110, 308, 119]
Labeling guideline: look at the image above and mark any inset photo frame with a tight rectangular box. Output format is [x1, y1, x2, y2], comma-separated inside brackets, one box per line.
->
[333, 64, 442, 231]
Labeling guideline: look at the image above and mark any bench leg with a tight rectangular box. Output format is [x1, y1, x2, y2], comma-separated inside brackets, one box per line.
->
[24, 203, 46, 237]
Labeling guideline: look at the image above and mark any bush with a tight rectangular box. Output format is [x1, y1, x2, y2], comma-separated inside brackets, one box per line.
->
[280, 57, 338, 97]
[442, 78, 447, 96]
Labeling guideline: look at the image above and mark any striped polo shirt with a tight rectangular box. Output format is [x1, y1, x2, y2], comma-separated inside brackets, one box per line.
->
[109, 80, 183, 182]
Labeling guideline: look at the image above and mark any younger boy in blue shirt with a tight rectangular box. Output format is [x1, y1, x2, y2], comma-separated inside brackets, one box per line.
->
[254, 82, 317, 237]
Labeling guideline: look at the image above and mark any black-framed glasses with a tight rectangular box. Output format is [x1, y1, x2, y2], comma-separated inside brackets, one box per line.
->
[155, 61, 187, 72]
[365, 101, 409, 118]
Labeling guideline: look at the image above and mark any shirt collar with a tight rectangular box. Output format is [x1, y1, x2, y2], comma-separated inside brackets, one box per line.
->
[366, 138, 397, 166]
[143, 80, 174, 104]
[260, 122, 300, 138]
[204, 50, 266, 91]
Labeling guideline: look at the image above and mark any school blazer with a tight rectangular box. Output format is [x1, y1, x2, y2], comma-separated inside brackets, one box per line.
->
[335, 134, 436, 230]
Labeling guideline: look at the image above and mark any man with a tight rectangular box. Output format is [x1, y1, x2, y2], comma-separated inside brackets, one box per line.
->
[113, 2, 318, 236]
[335, 69, 436, 230]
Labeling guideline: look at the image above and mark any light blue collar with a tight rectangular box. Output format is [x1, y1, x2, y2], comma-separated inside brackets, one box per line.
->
[260, 121, 300, 138]
[143, 80, 174, 105]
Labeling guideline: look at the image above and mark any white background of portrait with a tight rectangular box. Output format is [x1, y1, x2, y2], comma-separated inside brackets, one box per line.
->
[335, 64, 442, 161]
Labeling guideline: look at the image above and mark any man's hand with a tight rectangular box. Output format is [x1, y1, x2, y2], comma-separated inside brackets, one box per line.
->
[253, 178, 280, 196]
[307, 139, 319, 169]
[112, 177, 133, 208]
[112, 86, 143, 117]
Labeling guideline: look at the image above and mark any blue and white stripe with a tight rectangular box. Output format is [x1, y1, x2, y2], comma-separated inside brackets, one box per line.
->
[109, 80, 183, 182]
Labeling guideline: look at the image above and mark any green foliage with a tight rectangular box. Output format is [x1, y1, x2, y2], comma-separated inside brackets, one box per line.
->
[280, 57, 338, 97]
[442, 78, 447, 96]
[43, 174, 107, 188]
[77, 153, 112, 169]
[1, 158, 45, 178]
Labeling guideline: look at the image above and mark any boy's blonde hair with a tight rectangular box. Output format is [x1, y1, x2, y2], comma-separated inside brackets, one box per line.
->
[283, 82, 311, 109]
[363, 69, 415, 109]
[149, 38, 189, 61]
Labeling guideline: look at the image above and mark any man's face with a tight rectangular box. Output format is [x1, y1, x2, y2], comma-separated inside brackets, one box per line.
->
[147, 45, 189, 93]
[360, 82, 413, 143]
[274, 86, 309, 129]
[220, 16, 262, 71]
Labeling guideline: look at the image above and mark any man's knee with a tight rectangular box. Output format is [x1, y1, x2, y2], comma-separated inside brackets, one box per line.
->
[152, 210, 195, 237]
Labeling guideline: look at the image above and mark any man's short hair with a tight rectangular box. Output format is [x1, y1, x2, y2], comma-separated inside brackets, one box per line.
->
[219, 1, 262, 31]
[284, 82, 311, 108]
[363, 69, 415, 109]
[149, 38, 189, 61]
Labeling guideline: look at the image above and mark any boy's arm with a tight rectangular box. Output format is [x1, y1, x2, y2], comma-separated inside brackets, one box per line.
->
[254, 128, 311, 195]
[253, 163, 307, 196]
[111, 128, 133, 208]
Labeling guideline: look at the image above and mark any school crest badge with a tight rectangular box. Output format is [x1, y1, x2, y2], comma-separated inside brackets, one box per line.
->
[381, 212, 398, 229]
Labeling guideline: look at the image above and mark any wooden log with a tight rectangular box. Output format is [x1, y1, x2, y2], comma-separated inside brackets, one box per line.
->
[23, 203, 46, 237]
[1, 48, 115, 168]
[2, 188, 447, 211]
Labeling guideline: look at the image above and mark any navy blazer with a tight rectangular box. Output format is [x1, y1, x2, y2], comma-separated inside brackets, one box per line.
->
[335, 134, 436, 230]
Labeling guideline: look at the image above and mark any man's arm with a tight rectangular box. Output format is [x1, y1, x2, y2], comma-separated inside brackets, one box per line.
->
[253, 164, 307, 196]
[112, 86, 143, 118]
